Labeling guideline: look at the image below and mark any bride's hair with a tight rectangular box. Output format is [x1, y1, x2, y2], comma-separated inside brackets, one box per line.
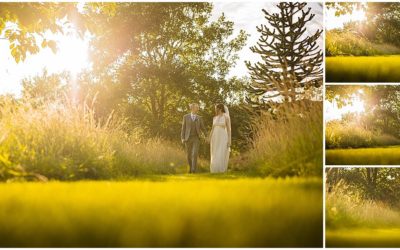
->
[215, 103, 225, 114]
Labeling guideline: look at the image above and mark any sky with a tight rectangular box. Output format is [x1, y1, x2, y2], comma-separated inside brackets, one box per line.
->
[0, 2, 323, 97]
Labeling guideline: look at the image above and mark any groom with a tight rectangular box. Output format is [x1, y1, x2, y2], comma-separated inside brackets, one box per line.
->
[181, 103, 206, 173]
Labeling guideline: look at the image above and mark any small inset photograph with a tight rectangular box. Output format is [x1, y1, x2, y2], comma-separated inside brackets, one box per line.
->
[326, 167, 400, 248]
[325, 85, 400, 165]
[325, 2, 400, 82]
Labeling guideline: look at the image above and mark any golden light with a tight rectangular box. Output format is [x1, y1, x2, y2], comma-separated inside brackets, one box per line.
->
[325, 90, 365, 121]
[326, 4, 367, 30]
[56, 35, 90, 75]
[0, 30, 90, 96]
[351, 8, 366, 23]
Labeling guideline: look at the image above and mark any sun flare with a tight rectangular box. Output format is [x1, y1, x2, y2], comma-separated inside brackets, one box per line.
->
[52, 34, 90, 75]
[326, 91, 365, 121]
[326, 4, 367, 30]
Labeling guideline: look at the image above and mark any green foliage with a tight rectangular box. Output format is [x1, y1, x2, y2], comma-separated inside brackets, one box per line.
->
[21, 70, 70, 102]
[326, 168, 400, 204]
[0, 98, 187, 181]
[246, 101, 323, 177]
[325, 2, 366, 17]
[0, 3, 117, 63]
[82, 3, 248, 140]
[0, 177, 322, 247]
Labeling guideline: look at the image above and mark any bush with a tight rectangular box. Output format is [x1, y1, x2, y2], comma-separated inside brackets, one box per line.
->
[0, 98, 187, 181]
[246, 101, 323, 177]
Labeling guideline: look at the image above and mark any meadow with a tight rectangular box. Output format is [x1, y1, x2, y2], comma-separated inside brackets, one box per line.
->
[0, 98, 322, 180]
[326, 146, 400, 165]
[326, 56, 400, 82]
[0, 175, 322, 247]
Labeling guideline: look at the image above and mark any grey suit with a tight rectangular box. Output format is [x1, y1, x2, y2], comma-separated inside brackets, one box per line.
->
[181, 114, 206, 173]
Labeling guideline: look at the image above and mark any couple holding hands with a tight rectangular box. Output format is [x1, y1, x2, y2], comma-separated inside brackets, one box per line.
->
[181, 103, 231, 174]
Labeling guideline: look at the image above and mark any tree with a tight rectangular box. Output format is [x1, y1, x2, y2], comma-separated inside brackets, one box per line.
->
[325, 2, 365, 16]
[326, 167, 400, 205]
[84, 3, 248, 139]
[21, 70, 70, 102]
[245, 2, 322, 105]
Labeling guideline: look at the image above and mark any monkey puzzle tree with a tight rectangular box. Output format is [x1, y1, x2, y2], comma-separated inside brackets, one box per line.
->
[246, 2, 323, 105]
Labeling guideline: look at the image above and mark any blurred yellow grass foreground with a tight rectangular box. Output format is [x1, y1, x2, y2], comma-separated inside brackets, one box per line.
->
[326, 147, 400, 165]
[0, 176, 322, 247]
[327, 228, 400, 247]
[326, 56, 400, 82]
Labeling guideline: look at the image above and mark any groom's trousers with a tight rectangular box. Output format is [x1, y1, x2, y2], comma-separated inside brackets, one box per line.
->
[185, 136, 200, 173]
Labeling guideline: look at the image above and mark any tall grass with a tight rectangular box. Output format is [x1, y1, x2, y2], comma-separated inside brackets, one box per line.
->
[326, 121, 400, 149]
[326, 183, 400, 229]
[247, 101, 323, 177]
[0, 98, 186, 181]
[326, 30, 400, 56]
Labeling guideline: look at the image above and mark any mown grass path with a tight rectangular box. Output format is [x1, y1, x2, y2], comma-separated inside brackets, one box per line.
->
[326, 146, 400, 165]
[326, 56, 400, 82]
[0, 175, 322, 247]
[327, 228, 400, 247]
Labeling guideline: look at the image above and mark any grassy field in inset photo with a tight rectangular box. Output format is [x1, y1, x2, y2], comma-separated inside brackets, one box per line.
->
[326, 146, 400, 165]
[326, 168, 400, 247]
[0, 176, 322, 247]
[326, 56, 400, 82]
[327, 228, 400, 247]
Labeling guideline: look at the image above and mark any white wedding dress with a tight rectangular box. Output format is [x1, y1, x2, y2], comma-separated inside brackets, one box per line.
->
[210, 114, 230, 173]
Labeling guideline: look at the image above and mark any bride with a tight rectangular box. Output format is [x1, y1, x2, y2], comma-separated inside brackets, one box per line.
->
[209, 103, 231, 173]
